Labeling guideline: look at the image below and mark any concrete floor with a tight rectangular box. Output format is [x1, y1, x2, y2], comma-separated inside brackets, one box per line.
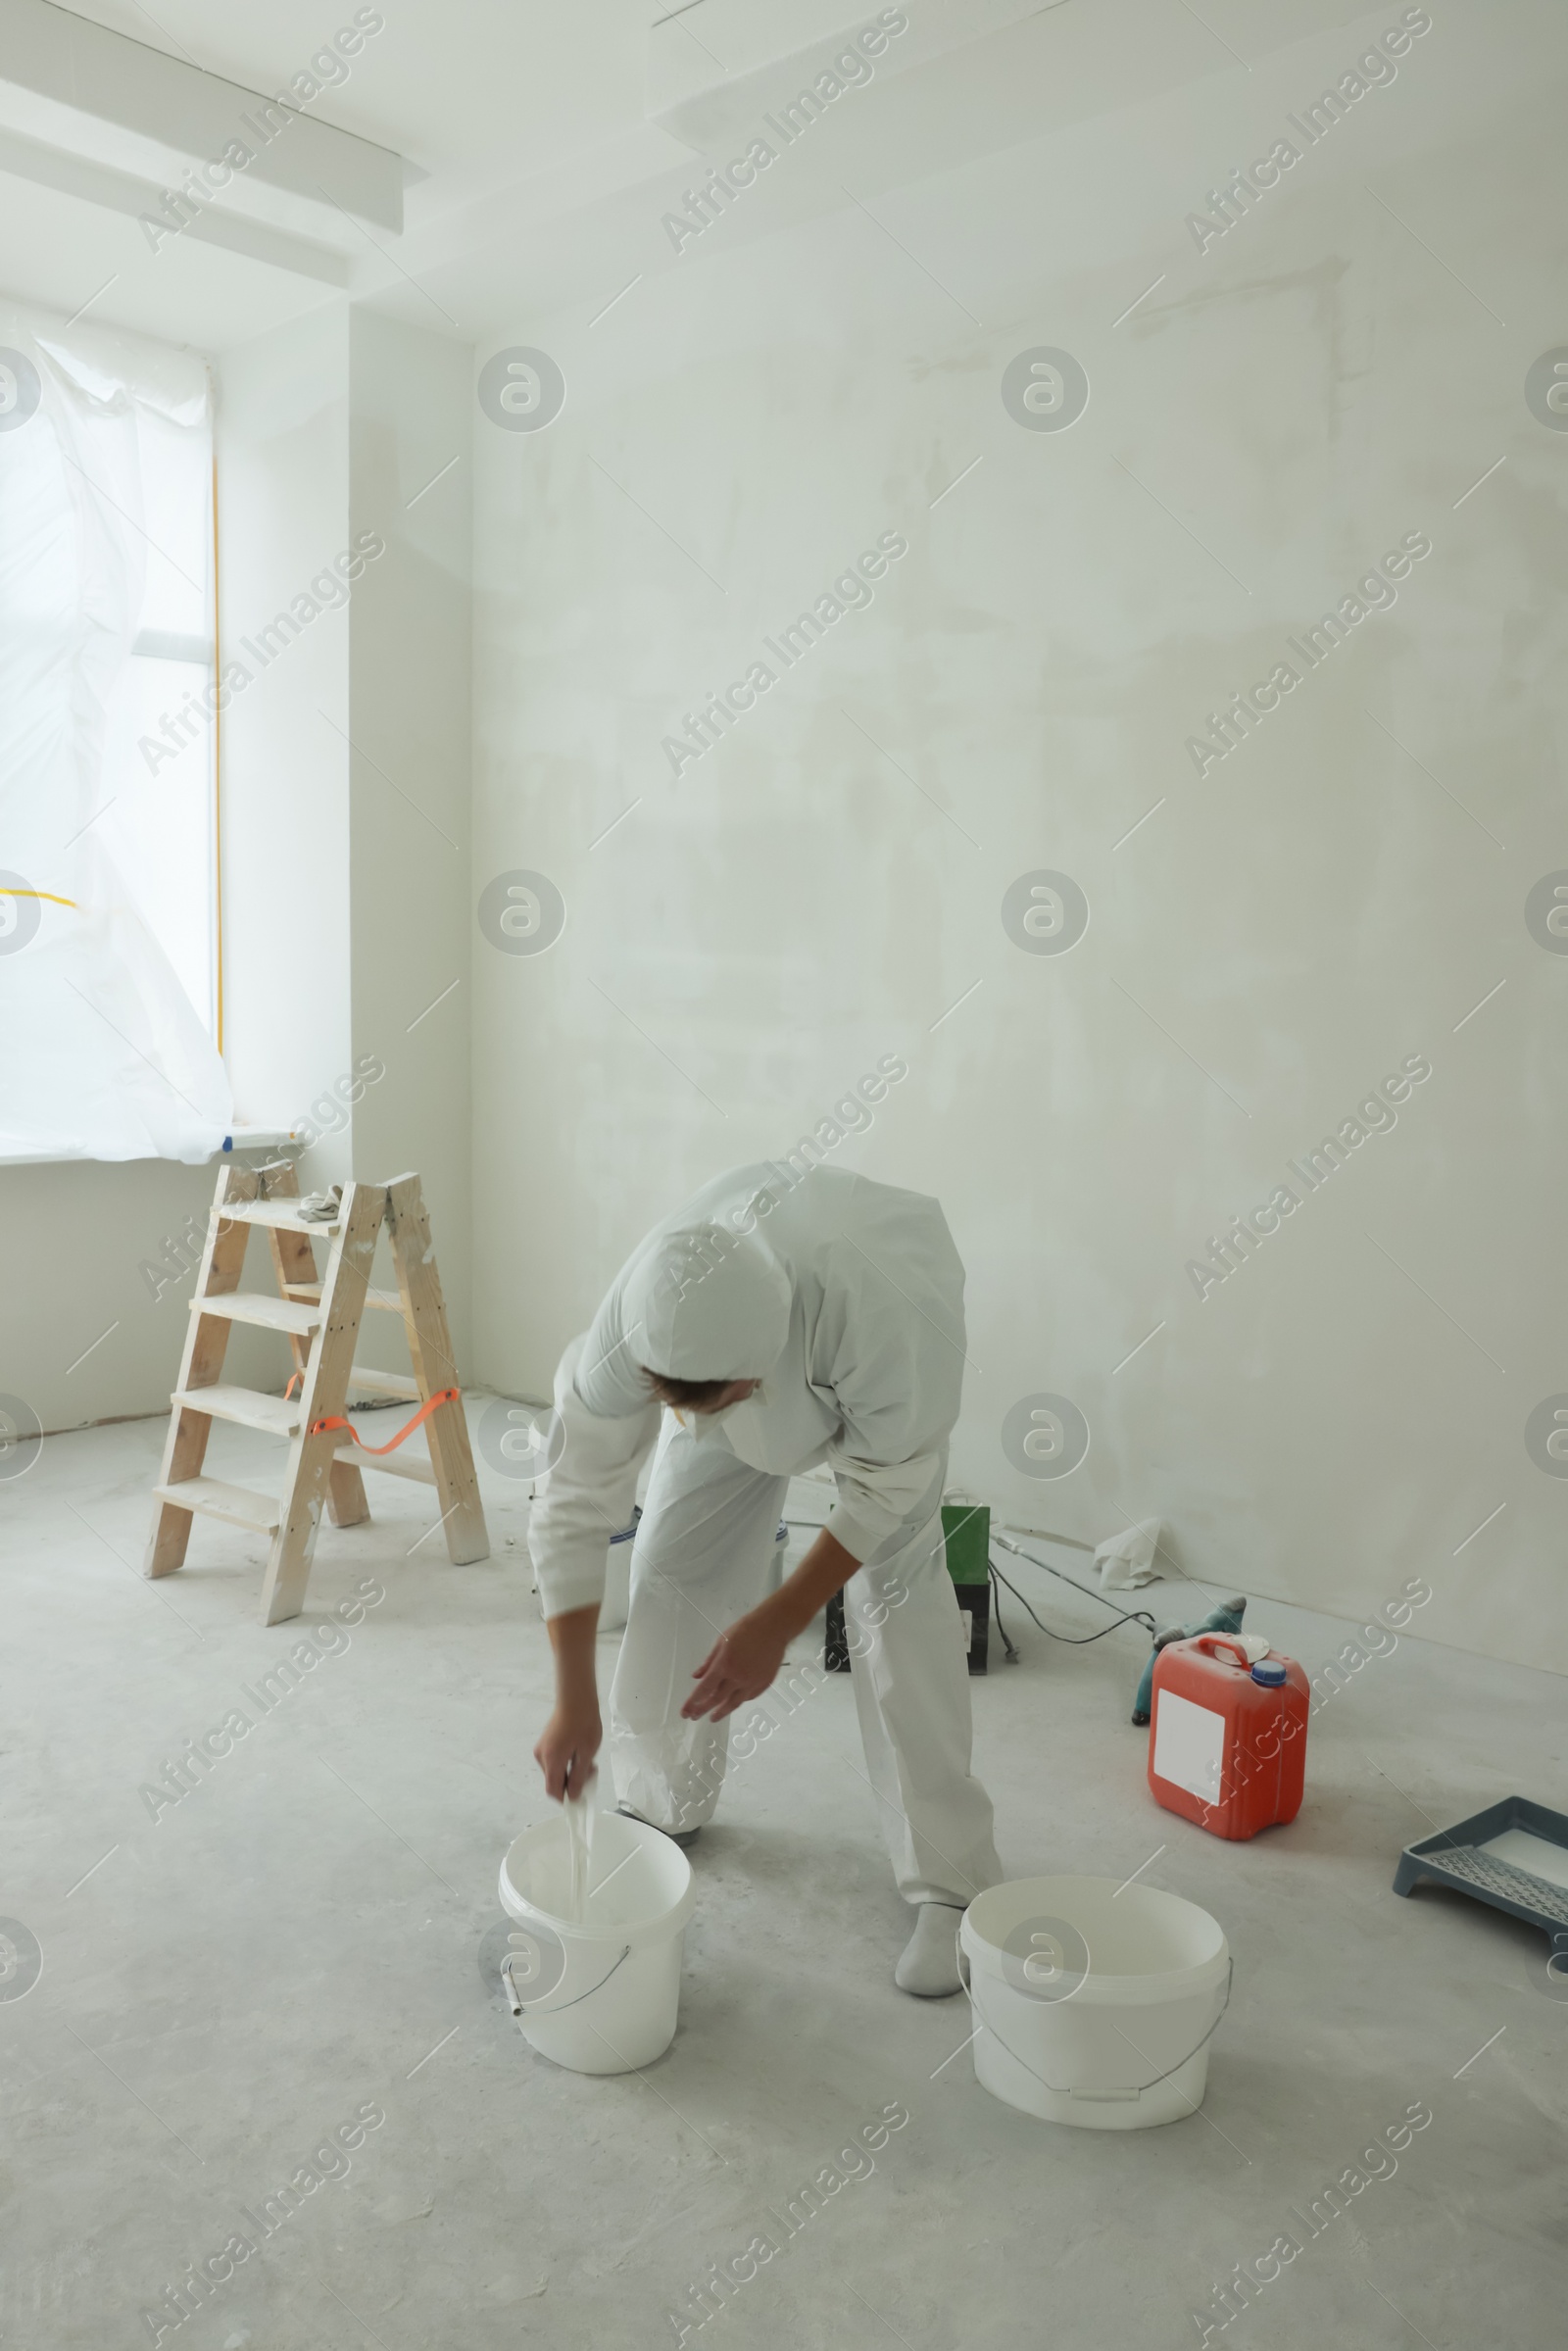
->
[3, 1400, 1563, 2350]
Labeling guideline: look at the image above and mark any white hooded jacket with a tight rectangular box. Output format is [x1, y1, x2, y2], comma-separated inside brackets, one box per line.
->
[526, 1161, 967, 1619]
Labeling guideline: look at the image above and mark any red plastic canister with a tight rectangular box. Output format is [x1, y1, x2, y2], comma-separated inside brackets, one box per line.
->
[1148, 1635, 1309, 1840]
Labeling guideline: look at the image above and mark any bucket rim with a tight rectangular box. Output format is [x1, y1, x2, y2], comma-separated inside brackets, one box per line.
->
[499, 1813, 696, 1942]
[961, 1874, 1227, 2001]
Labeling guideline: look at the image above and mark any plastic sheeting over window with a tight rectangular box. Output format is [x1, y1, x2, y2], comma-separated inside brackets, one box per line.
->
[0, 305, 232, 1163]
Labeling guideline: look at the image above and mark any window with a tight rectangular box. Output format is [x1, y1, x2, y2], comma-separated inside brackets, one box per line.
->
[106, 402, 220, 1037]
[0, 310, 230, 1162]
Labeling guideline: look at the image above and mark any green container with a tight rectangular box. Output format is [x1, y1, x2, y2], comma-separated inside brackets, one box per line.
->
[941, 1500, 991, 1586]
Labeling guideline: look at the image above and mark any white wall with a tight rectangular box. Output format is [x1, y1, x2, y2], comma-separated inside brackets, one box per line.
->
[219, 303, 354, 1156]
[347, 309, 474, 1375]
[469, 3, 1568, 1673]
[213, 302, 476, 1385]
[0, 1152, 238, 1433]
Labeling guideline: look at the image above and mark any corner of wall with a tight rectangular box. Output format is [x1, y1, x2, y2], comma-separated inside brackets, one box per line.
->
[216, 302, 354, 1165]
[346, 309, 475, 1376]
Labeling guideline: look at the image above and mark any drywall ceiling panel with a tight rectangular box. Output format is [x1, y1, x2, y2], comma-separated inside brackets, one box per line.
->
[0, 0, 404, 227]
[0, 162, 342, 345]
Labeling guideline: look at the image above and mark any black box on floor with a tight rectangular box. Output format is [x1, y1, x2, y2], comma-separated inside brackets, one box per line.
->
[825, 1589, 852, 1672]
[824, 1585, 990, 1674]
[955, 1582, 990, 1675]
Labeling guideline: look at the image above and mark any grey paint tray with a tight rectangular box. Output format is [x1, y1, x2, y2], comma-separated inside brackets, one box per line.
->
[1394, 1794, 1568, 1941]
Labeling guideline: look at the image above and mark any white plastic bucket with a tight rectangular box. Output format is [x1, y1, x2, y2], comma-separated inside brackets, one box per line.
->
[498, 1809, 695, 2074]
[958, 1875, 1231, 2130]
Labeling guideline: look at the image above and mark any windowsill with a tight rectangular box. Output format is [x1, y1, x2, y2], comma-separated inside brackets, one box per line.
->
[222, 1127, 298, 1152]
[0, 1126, 297, 1170]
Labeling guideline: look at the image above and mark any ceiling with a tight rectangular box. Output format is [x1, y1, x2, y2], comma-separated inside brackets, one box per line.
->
[0, 0, 665, 346]
[0, 0, 1397, 355]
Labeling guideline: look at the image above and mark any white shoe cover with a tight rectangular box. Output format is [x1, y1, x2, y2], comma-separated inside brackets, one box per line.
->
[895, 1901, 965, 1997]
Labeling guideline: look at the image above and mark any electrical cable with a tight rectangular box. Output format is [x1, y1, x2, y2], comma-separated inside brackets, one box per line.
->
[989, 1560, 1152, 1645]
[988, 1569, 1020, 1662]
[995, 1530, 1157, 1632]
[990, 1532, 1157, 1643]
[782, 1514, 1156, 1651]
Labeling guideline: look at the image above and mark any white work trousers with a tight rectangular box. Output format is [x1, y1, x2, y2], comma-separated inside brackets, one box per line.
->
[607, 1414, 1002, 1909]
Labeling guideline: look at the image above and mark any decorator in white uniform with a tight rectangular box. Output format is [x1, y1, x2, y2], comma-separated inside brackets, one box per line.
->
[528, 1160, 1002, 1997]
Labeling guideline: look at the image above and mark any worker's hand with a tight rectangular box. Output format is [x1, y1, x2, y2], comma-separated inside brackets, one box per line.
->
[682, 1604, 790, 1722]
[539, 1603, 601, 1801]
[534, 1699, 602, 1802]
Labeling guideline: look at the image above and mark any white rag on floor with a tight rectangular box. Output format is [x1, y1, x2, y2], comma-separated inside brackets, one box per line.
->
[1095, 1520, 1165, 1591]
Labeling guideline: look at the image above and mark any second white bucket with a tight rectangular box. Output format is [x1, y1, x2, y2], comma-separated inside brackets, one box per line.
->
[959, 1875, 1231, 2130]
[498, 1810, 695, 2075]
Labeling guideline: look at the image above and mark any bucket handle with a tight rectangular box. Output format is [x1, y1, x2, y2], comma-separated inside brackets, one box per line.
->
[501, 1942, 632, 2021]
[956, 1949, 1234, 2101]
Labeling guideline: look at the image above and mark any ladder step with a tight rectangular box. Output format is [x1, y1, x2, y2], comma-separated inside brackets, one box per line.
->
[172, 1384, 301, 1438]
[191, 1292, 321, 1337]
[284, 1282, 405, 1314]
[333, 1443, 436, 1486]
[219, 1200, 340, 1238]
[348, 1365, 420, 1399]
[154, 1476, 281, 1534]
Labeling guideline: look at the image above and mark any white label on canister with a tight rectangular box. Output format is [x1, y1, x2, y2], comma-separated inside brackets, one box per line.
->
[1152, 1690, 1225, 1803]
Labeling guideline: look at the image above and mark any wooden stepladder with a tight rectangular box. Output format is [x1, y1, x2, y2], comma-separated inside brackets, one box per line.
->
[144, 1161, 487, 1624]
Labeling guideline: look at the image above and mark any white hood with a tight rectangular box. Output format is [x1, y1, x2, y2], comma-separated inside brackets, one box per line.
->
[620, 1223, 793, 1381]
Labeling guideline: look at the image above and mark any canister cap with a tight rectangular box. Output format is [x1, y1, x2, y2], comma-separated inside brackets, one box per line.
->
[1250, 1659, 1287, 1686]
